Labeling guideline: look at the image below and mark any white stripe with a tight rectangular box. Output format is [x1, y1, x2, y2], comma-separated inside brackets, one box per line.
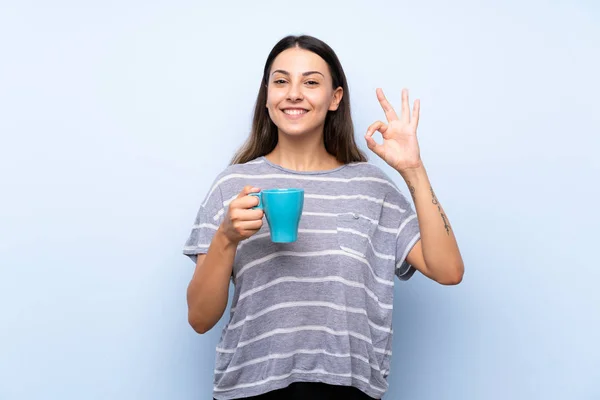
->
[236, 276, 393, 310]
[223, 193, 237, 206]
[237, 228, 337, 249]
[302, 211, 340, 218]
[339, 246, 365, 258]
[377, 225, 398, 234]
[338, 228, 395, 260]
[216, 340, 391, 359]
[298, 228, 337, 234]
[191, 223, 219, 230]
[212, 207, 225, 222]
[396, 232, 421, 272]
[394, 214, 420, 271]
[213, 367, 387, 393]
[214, 348, 381, 374]
[305, 194, 405, 212]
[217, 325, 372, 352]
[237, 250, 394, 286]
[226, 301, 391, 333]
[221, 193, 405, 211]
[202, 173, 401, 207]
[237, 232, 270, 248]
[183, 244, 209, 251]
[374, 347, 393, 356]
[302, 211, 399, 234]
[213, 209, 403, 230]
[245, 159, 265, 165]
[215, 347, 236, 354]
[396, 213, 418, 239]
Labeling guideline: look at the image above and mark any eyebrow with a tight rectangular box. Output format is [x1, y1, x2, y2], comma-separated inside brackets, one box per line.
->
[271, 69, 324, 78]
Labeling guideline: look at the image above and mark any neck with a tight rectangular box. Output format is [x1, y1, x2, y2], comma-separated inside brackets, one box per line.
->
[266, 129, 342, 172]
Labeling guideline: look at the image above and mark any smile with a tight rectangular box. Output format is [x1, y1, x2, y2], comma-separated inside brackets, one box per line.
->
[282, 109, 308, 115]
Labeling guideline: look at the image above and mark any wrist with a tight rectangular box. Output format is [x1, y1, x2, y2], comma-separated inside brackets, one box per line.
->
[216, 225, 239, 250]
[398, 163, 427, 183]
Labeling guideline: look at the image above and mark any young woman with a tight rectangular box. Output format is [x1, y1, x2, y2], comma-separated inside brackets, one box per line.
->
[183, 34, 464, 400]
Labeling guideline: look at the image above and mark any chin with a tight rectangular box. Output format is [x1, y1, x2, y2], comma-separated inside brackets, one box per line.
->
[277, 123, 321, 137]
[281, 127, 309, 136]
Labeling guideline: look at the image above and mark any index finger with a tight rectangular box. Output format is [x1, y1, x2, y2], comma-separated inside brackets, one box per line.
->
[237, 185, 260, 198]
[376, 88, 399, 122]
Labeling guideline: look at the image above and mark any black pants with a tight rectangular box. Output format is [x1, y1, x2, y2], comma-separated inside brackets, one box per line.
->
[214, 382, 377, 399]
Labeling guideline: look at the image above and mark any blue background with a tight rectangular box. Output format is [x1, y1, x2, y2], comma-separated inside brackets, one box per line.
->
[1, 1, 599, 399]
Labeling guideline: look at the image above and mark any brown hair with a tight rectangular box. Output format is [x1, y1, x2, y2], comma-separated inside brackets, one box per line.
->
[230, 35, 367, 165]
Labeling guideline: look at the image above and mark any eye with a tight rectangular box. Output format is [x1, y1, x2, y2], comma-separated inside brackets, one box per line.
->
[305, 80, 319, 86]
[273, 79, 287, 84]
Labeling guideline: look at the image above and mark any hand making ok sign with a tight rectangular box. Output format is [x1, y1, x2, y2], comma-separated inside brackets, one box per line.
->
[365, 88, 423, 173]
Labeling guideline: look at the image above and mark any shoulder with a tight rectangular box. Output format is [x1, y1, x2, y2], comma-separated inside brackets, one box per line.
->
[203, 157, 267, 202]
[346, 161, 413, 207]
[211, 157, 267, 182]
[345, 161, 400, 188]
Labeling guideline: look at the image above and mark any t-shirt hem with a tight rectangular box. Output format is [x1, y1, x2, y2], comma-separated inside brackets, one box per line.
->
[212, 374, 385, 399]
[182, 246, 209, 264]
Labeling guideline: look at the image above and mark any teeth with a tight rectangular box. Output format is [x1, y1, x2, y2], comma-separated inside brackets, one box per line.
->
[283, 109, 307, 115]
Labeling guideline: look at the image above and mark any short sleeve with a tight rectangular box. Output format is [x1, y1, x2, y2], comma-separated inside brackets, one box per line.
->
[182, 178, 226, 264]
[388, 189, 421, 281]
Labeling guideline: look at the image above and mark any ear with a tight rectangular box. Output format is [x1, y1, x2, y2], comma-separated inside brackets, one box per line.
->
[328, 87, 344, 111]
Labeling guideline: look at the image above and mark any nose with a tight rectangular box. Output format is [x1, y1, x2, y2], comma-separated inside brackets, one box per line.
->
[286, 81, 303, 102]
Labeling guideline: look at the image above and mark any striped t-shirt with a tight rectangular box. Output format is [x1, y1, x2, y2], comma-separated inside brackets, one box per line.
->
[183, 156, 421, 399]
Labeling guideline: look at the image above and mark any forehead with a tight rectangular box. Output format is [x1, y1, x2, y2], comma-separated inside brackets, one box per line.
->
[270, 47, 329, 76]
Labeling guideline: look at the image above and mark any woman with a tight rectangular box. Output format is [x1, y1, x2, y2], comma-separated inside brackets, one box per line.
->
[183, 34, 464, 400]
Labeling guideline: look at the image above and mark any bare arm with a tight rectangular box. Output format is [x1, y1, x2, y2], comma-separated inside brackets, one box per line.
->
[186, 186, 263, 334]
[403, 166, 464, 285]
[186, 230, 237, 334]
[364, 88, 464, 285]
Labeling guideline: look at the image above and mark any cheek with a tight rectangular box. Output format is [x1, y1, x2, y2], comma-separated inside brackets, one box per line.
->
[307, 92, 333, 111]
[266, 91, 282, 111]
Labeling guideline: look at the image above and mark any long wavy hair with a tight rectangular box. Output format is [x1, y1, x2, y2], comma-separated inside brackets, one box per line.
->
[230, 35, 367, 165]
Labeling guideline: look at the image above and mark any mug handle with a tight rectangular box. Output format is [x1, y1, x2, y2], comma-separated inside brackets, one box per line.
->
[248, 192, 263, 210]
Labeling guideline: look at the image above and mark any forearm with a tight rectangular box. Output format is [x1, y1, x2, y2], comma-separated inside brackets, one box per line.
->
[186, 228, 237, 334]
[400, 165, 464, 282]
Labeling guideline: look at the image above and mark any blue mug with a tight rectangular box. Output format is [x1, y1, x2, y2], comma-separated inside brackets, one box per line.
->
[248, 188, 304, 243]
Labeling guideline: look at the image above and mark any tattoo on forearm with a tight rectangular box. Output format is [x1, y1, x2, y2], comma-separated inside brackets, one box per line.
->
[407, 181, 416, 198]
[430, 186, 451, 235]
[430, 187, 438, 205]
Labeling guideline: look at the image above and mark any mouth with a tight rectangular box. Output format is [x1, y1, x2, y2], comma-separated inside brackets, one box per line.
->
[282, 108, 308, 115]
[281, 108, 309, 120]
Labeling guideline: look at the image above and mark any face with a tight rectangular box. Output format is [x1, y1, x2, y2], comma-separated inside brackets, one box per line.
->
[266, 47, 343, 137]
